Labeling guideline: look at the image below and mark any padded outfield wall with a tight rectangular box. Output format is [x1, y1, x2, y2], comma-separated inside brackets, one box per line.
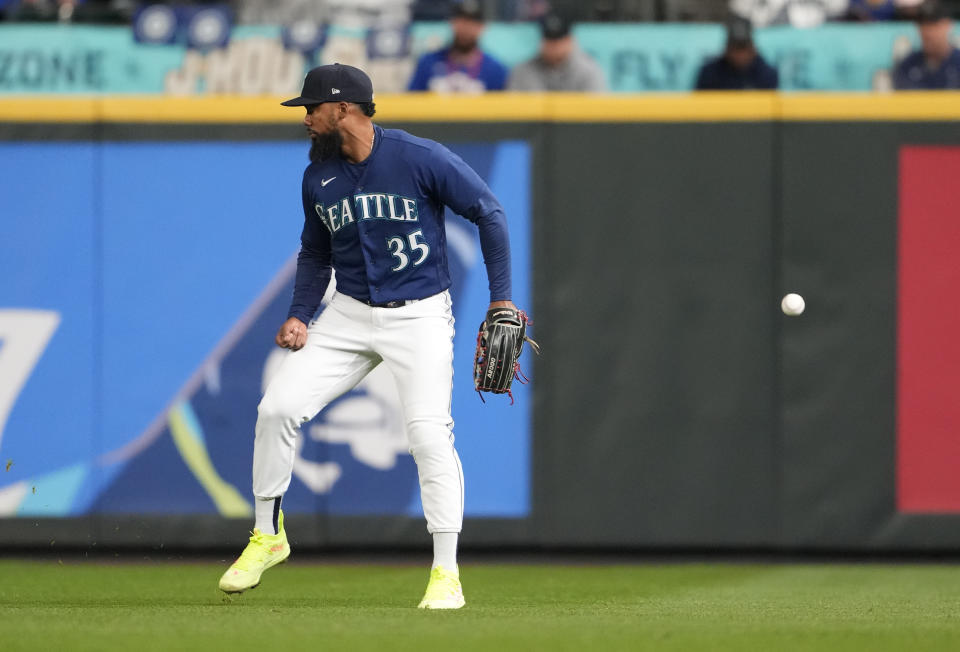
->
[1, 94, 960, 551]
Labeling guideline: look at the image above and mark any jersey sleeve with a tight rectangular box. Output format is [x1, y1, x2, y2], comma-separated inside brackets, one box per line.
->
[506, 62, 543, 91]
[760, 60, 779, 90]
[694, 62, 715, 90]
[288, 173, 333, 324]
[486, 56, 509, 91]
[408, 53, 433, 91]
[427, 144, 512, 302]
[892, 58, 916, 90]
[578, 58, 607, 92]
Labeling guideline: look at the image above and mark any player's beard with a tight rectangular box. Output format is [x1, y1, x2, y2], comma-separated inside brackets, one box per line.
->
[309, 129, 343, 163]
[451, 34, 478, 55]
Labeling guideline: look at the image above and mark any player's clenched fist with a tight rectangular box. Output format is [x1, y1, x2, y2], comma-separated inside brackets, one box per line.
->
[275, 317, 307, 350]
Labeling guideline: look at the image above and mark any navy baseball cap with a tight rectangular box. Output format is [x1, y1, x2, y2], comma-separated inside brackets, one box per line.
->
[540, 13, 571, 40]
[452, 0, 484, 21]
[281, 63, 374, 106]
[916, 0, 948, 22]
[726, 16, 753, 46]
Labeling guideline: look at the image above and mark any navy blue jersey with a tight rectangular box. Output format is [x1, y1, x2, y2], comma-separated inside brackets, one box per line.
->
[287, 125, 511, 324]
[695, 54, 779, 91]
[893, 48, 960, 90]
[408, 48, 508, 92]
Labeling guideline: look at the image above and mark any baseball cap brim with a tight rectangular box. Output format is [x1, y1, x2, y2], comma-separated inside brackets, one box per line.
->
[280, 96, 325, 106]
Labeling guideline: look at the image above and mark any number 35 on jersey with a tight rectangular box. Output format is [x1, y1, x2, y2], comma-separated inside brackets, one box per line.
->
[386, 230, 430, 272]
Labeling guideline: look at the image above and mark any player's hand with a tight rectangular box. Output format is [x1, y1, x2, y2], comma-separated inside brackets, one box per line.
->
[276, 317, 308, 350]
[488, 300, 517, 312]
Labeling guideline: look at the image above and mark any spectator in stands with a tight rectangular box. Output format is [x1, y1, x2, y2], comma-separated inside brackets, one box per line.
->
[3, 0, 75, 21]
[507, 12, 607, 91]
[730, 0, 848, 28]
[893, 0, 960, 88]
[846, 0, 899, 21]
[407, 0, 508, 93]
[695, 17, 779, 90]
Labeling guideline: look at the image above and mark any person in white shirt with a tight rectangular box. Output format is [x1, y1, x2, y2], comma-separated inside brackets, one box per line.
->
[507, 13, 607, 92]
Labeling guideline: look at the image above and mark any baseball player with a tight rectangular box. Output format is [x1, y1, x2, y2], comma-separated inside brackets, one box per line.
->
[218, 63, 515, 609]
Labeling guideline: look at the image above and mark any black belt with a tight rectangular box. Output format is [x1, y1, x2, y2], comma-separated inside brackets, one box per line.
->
[363, 298, 416, 308]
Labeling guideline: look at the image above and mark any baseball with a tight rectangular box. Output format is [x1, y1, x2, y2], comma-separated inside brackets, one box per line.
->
[781, 293, 805, 316]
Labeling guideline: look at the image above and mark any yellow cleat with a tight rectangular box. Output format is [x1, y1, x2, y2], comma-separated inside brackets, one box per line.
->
[417, 565, 465, 609]
[218, 510, 290, 594]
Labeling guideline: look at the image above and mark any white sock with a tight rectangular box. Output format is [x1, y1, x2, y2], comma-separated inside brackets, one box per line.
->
[254, 496, 281, 535]
[432, 532, 458, 572]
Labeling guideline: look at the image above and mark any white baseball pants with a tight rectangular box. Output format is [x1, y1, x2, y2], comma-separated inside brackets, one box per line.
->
[252, 290, 464, 533]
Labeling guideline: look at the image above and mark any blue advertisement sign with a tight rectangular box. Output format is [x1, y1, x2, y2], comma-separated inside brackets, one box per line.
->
[0, 139, 532, 519]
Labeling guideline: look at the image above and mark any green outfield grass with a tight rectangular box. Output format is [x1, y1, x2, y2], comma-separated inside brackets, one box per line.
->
[1, 560, 960, 651]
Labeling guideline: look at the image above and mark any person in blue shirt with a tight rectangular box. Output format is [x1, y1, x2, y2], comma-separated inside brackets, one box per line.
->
[408, 0, 508, 92]
[894, 1, 960, 89]
[218, 63, 516, 610]
[695, 17, 779, 91]
[847, 0, 899, 22]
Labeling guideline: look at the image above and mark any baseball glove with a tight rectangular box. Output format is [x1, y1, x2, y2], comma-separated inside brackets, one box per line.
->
[474, 307, 540, 403]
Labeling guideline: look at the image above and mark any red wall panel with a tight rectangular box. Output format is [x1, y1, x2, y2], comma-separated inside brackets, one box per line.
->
[897, 146, 960, 512]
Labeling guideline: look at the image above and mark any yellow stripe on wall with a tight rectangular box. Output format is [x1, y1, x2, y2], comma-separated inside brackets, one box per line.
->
[385, 93, 551, 122]
[0, 97, 99, 122]
[778, 92, 960, 121]
[100, 95, 292, 123]
[0, 92, 959, 123]
[543, 92, 779, 122]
